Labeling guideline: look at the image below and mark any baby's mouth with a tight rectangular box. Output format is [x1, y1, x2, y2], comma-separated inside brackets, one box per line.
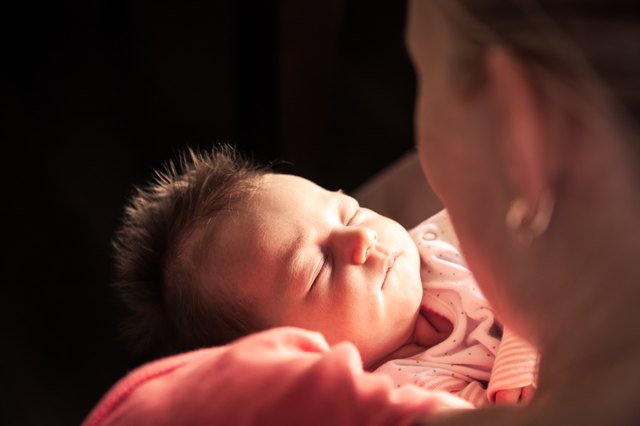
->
[381, 251, 400, 289]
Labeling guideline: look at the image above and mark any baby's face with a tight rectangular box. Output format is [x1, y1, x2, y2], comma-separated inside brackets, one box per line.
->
[205, 173, 423, 368]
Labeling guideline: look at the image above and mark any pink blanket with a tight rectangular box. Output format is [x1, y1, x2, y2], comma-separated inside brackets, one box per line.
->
[83, 327, 471, 426]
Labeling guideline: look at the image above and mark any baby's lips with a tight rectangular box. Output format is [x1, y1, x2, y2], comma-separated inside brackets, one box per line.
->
[384, 250, 400, 271]
[381, 251, 400, 289]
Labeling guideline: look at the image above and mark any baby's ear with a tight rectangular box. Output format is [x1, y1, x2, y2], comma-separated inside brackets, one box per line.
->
[485, 47, 561, 207]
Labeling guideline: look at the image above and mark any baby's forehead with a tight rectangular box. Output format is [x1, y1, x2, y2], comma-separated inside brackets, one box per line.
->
[259, 173, 342, 210]
[200, 201, 295, 264]
[261, 173, 328, 193]
[201, 173, 338, 267]
[198, 205, 306, 301]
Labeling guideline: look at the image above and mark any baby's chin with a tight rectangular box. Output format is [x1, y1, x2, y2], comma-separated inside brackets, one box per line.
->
[390, 270, 423, 329]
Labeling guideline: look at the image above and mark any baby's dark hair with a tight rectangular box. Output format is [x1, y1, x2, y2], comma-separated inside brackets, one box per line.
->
[112, 145, 270, 358]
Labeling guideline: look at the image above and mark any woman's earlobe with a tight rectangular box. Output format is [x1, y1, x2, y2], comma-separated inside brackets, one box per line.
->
[505, 191, 556, 245]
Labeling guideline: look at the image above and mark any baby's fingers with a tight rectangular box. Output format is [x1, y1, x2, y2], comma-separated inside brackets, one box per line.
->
[494, 388, 521, 404]
[521, 385, 536, 402]
[494, 386, 536, 404]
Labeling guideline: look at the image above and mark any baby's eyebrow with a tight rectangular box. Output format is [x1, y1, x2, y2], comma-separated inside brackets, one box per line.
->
[333, 189, 349, 206]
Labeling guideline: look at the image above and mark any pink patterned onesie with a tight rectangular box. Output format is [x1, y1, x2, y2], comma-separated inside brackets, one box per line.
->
[375, 211, 539, 407]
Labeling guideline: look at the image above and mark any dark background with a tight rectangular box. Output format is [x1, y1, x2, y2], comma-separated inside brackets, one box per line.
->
[4, 1, 416, 424]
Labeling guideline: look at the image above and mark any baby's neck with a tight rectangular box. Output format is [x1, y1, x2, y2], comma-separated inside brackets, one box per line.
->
[367, 309, 453, 371]
[415, 307, 453, 347]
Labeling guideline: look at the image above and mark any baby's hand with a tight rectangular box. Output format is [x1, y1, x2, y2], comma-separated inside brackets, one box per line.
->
[494, 385, 535, 404]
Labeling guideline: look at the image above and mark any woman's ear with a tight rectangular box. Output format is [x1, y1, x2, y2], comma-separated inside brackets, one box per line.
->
[485, 47, 560, 206]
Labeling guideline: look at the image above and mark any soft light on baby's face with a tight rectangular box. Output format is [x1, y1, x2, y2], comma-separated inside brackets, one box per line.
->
[206, 173, 424, 368]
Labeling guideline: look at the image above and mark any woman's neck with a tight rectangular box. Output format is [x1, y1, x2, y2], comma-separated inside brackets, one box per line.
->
[532, 284, 640, 425]
[538, 274, 640, 392]
[534, 222, 640, 402]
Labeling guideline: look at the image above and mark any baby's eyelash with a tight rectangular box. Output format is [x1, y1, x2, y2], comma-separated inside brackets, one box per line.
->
[310, 255, 328, 290]
[347, 208, 361, 225]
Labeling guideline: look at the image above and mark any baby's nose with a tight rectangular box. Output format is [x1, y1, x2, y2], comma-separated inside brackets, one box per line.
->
[331, 226, 378, 264]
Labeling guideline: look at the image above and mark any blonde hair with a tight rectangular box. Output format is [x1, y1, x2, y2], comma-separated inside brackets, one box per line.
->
[435, 0, 640, 125]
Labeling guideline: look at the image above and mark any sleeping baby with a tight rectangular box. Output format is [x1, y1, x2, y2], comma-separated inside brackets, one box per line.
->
[112, 145, 537, 407]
